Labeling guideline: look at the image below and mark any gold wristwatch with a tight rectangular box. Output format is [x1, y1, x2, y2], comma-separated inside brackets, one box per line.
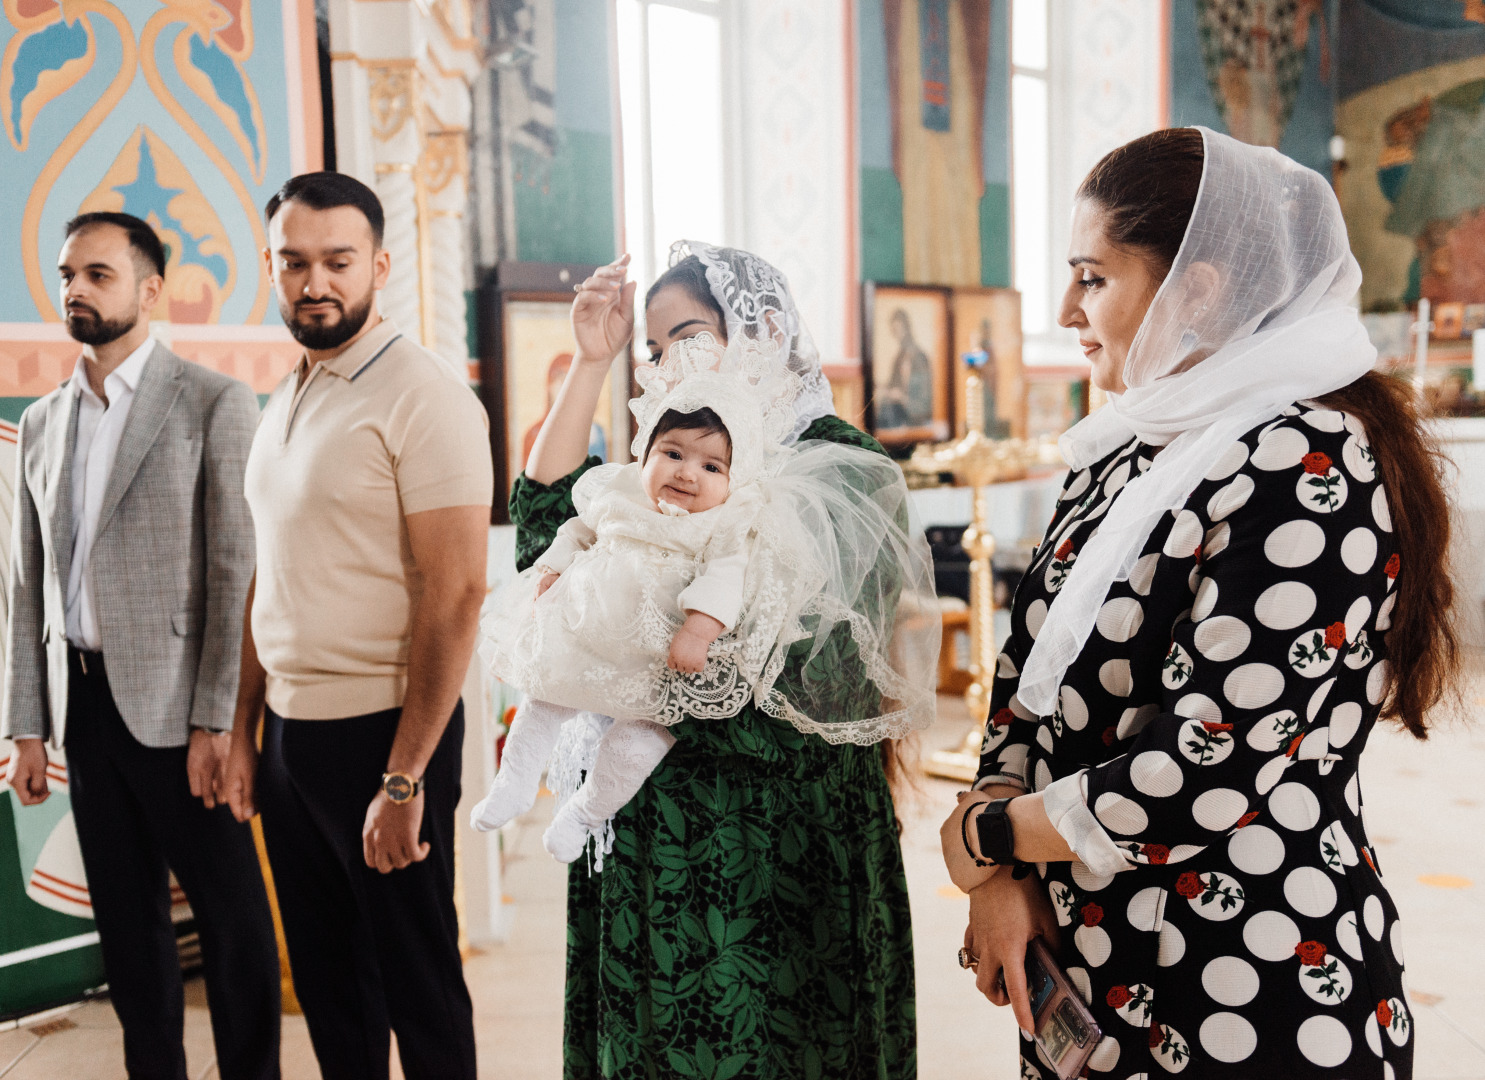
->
[381, 771, 424, 804]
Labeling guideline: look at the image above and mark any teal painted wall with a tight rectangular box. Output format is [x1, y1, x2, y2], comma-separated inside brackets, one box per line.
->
[860, 167, 905, 282]
[0, 399, 33, 425]
[979, 0, 1011, 288]
[857, 0, 1010, 286]
[513, 130, 616, 265]
[0, 799, 106, 1019]
[979, 182, 1010, 287]
[511, 0, 617, 266]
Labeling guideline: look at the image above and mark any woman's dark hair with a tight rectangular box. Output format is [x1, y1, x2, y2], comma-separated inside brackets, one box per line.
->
[1080, 127, 1457, 738]
[644, 256, 727, 335]
[644, 407, 731, 461]
[65, 212, 167, 280]
[1077, 127, 1206, 271]
[264, 171, 385, 248]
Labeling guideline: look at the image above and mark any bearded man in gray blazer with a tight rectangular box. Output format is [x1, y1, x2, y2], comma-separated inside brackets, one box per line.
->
[2, 212, 280, 1080]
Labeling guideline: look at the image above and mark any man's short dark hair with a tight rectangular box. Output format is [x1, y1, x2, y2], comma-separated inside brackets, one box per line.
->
[64, 212, 166, 281]
[265, 172, 385, 248]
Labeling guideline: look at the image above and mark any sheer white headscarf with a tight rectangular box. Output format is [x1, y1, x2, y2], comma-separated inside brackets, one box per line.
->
[668, 241, 837, 442]
[1016, 127, 1378, 716]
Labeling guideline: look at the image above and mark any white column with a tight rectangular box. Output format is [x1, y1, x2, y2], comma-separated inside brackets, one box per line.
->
[360, 62, 426, 338]
[377, 170, 424, 335]
[425, 130, 472, 371]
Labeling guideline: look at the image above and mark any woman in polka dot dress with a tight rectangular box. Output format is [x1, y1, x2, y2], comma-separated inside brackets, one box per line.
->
[941, 127, 1457, 1078]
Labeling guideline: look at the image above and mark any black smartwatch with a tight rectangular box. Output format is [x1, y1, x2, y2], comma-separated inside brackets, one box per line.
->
[975, 797, 1017, 866]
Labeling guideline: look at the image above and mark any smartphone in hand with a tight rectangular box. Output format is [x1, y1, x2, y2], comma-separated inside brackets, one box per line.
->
[1025, 938, 1102, 1079]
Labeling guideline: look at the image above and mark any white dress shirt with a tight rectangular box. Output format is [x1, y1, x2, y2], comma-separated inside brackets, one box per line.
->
[65, 339, 154, 651]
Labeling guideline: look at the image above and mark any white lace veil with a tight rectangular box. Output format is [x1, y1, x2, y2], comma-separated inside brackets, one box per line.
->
[667, 241, 837, 442]
[1016, 126, 1378, 715]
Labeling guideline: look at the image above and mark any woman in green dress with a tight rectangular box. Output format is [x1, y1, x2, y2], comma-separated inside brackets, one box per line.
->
[516, 242, 922, 1080]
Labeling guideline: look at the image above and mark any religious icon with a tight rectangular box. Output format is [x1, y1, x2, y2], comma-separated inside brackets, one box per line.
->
[1024, 367, 1090, 442]
[1196, 0, 1328, 150]
[880, 0, 994, 285]
[521, 352, 609, 468]
[951, 287, 1022, 439]
[1334, 8, 1485, 313]
[501, 299, 614, 485]
[863, 283, 952, 445]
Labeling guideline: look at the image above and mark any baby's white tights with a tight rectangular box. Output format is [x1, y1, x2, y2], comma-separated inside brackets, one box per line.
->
[469, 699, 676, 863]
[469, 698, 574, 832]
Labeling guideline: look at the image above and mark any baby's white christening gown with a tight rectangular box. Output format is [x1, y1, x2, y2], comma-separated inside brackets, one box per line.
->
[471, 460, 773, 860]
[484, 461, 769, 725]
[471, 334, 941, 863]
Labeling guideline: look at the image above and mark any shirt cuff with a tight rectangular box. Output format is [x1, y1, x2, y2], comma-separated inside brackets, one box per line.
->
[8, 734, 43, 739]
[677, 576, 742, 630]
[1042, 770, 1134, 877]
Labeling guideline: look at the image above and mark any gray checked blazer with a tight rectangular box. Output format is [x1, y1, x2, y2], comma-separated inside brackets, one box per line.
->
[0, 343, 259, 749]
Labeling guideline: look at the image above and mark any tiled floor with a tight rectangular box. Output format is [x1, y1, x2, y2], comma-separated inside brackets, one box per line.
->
[3, 695, 1484, 1079]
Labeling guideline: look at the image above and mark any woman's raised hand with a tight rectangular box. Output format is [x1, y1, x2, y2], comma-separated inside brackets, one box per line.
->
[572, 254, 637, 365]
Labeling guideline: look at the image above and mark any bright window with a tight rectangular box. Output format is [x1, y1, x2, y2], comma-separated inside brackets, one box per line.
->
[616, 0, 726, 311]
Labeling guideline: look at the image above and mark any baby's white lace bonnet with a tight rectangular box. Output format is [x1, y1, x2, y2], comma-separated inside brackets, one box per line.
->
[629, 333, 801, 490]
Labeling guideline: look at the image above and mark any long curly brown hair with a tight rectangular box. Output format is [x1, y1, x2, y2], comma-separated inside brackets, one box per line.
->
[1079, 127, 1458, 738]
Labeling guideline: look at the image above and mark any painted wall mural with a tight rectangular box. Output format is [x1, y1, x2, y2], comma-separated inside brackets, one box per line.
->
[858, 0, 1010, 288]
[1334, 0, 1485, 311]
[0, 0, 320, 420]
[1169, 0, 1336, 179]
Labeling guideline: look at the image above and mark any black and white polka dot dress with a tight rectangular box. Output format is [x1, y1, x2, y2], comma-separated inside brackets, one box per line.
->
[978, 402, 1413, 1078]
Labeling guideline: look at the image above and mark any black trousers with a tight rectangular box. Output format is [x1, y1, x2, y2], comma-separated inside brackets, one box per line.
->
[64, 648, 281, 1080]
[257, 702, 476, 1080]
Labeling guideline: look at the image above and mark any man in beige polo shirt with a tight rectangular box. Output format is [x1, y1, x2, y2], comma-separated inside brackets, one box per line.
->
[223, 173, 490, 1080]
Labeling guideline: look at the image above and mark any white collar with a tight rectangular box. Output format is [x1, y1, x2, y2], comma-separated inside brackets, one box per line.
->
[72, 337, 154, 405]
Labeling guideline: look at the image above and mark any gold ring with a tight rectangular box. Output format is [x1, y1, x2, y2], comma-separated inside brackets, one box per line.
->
[957, 947, 977, 970]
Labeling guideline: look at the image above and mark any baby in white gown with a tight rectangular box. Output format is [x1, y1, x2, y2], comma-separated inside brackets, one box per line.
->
[471, 333, 941, 863]
[471, 403, 760, 860]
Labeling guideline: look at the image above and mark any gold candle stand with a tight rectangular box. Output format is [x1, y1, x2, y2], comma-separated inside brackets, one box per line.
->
[903, 365, 1054, 782]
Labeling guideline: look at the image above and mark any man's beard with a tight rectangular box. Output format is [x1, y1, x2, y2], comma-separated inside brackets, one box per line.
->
[65, 303, 138, 346]
[281, 291, 375, 350]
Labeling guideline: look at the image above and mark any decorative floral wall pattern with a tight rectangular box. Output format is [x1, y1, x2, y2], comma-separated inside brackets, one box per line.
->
[0, 0, 320, 408]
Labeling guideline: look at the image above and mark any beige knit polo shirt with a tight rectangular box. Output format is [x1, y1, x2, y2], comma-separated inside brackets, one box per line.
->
[245, 318, 493, 720]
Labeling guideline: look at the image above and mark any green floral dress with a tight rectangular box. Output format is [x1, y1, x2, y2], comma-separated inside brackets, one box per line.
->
[510, 416, 917, 1080]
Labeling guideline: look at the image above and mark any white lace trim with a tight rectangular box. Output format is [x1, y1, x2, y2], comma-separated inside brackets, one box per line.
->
[545, 711, 616, 871]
